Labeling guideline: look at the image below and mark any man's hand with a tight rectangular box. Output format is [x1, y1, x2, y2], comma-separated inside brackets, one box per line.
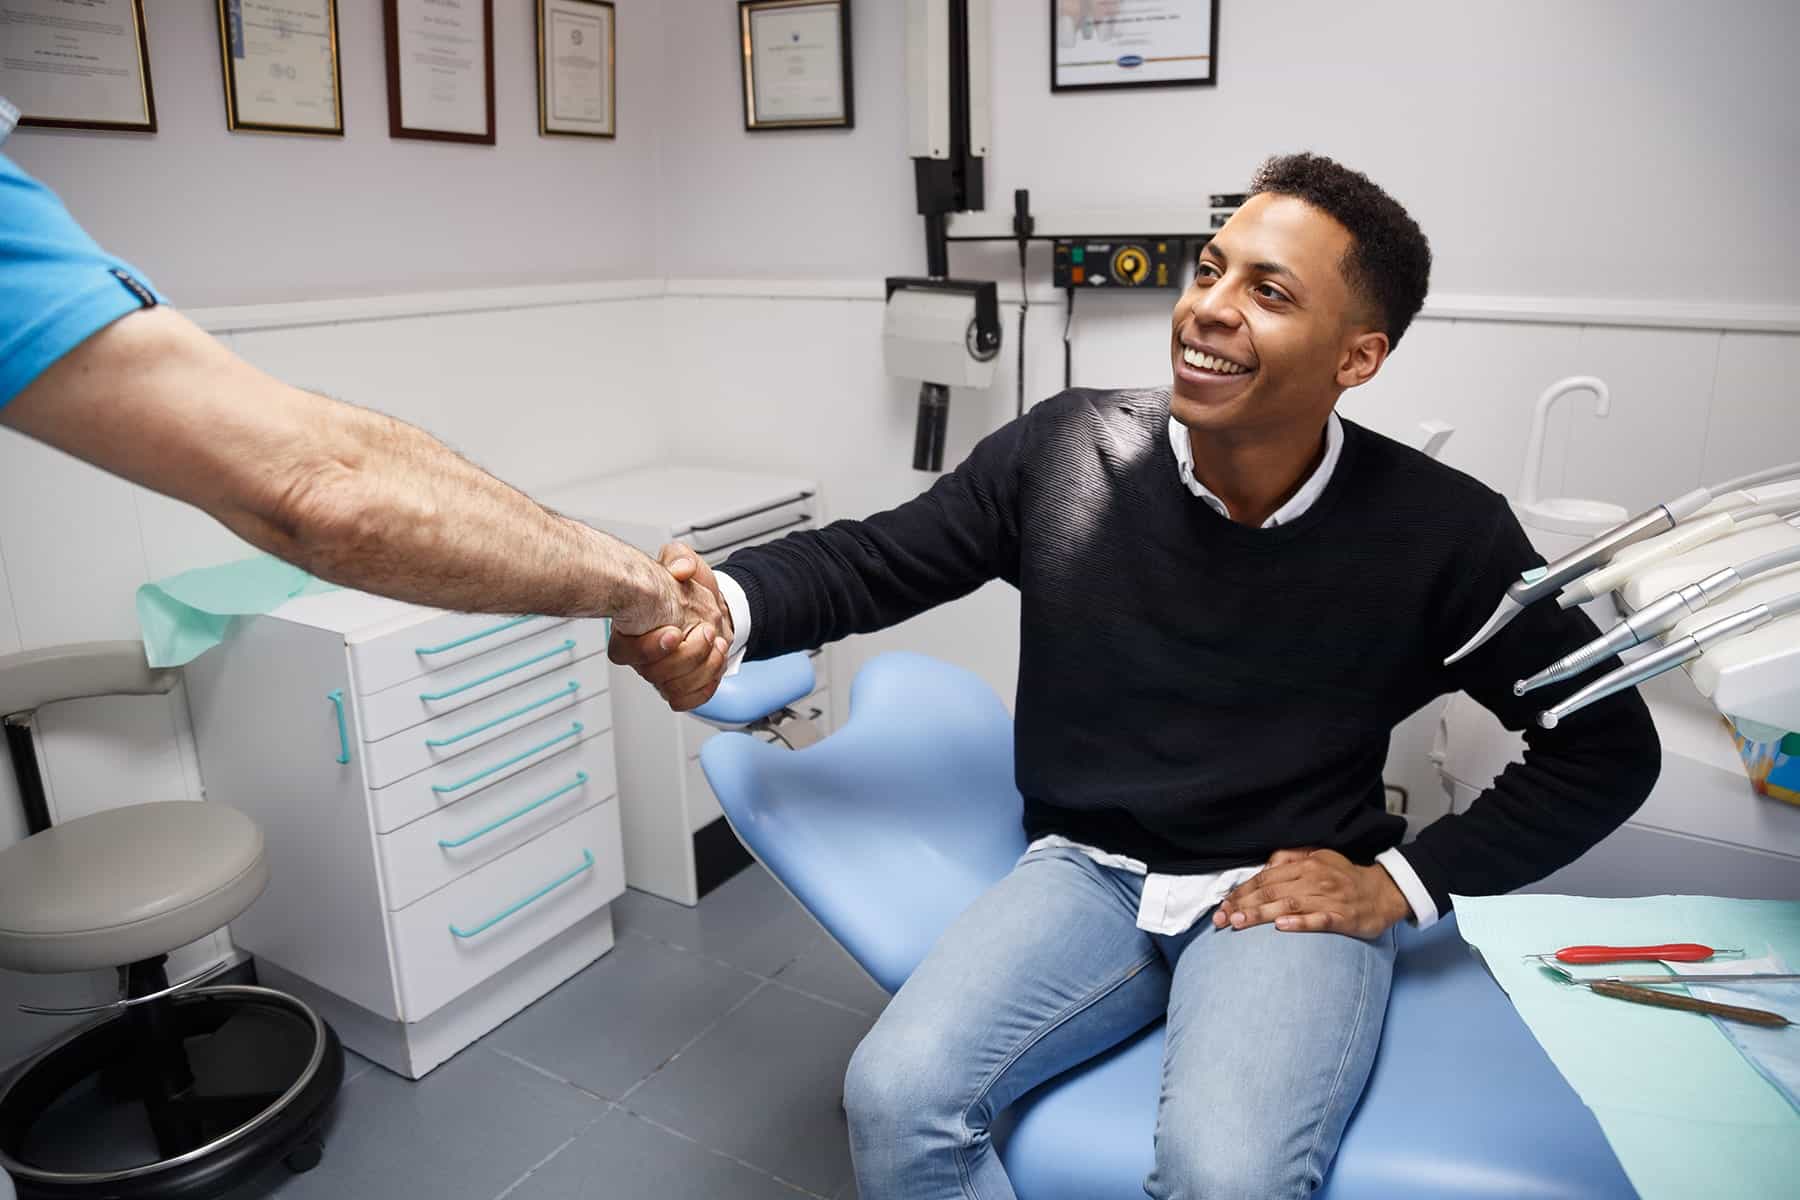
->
[1212, 848, 1411, 939]
[608, 542, 734, 712]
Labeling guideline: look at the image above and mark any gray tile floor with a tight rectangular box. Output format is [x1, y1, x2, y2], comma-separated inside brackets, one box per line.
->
[239, 866, 886, 1200]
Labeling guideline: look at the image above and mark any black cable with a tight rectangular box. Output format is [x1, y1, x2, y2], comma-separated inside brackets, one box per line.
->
[1063, 286, 1076, 390]
[1012, 189, 1033, 419]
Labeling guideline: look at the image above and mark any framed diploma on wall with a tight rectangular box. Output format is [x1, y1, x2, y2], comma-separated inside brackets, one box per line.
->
[6, 0, 157, 133]
[739, 0, 853, 131]
[384, 0, 495, 144]
[1051, 0, 1219, 92]
[216, 0, 345, 135]
[536, 0, 615, 139]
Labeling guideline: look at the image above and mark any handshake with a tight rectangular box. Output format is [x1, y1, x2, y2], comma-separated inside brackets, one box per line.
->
[608, 542, 735, 712]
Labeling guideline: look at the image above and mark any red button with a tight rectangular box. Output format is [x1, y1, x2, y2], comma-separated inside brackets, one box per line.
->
[1071, 266, 1085, 284]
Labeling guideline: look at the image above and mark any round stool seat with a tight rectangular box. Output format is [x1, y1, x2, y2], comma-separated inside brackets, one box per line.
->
[0, 802, 267, 974]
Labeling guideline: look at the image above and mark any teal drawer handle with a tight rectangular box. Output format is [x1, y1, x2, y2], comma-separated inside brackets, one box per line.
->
[415, 615, 535, 656]
[449, 849, 596, 939]
[327, 690, 351, 764]
[431, 722, 583, 795]
[438, 772, 590, 850]
[425, 682, 580, 749]
[419, 639, 577, 702]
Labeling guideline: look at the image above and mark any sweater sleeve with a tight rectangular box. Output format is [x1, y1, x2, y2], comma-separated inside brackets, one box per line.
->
[718, 408, 1028, 661]
[1402, 501, 1662, 914]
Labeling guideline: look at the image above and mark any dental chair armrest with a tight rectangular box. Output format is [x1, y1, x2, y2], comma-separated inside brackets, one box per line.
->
[691, 652, 816, 727]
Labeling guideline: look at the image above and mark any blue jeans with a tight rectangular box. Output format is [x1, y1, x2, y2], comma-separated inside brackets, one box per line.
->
[843, 843, 1397, 1199]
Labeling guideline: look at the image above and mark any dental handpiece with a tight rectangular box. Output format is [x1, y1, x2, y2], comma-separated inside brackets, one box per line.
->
[1516, 541, 1800, 696]
[1537, 589, 1800, 729]
[1445, 459, 1800, 666]
[1556, 498, 1800, 609]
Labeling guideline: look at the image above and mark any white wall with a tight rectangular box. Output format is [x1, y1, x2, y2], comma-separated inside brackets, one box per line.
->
[4, 0, 668, 305]
[656, 0, 1800, 303]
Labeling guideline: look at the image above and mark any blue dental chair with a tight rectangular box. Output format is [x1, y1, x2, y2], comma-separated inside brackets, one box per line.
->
[696, 652, 1635, 1199]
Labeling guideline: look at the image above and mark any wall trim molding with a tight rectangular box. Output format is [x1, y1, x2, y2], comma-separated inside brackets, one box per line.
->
[185, 278, 1800, 336]
[1420, 293, 1800, 334]
[187, 281, 666, 335]
[668, 280, 1800, 334]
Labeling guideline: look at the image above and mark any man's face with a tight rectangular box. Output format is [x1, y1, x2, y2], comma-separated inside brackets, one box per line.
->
[1168, 193, 1380, 437]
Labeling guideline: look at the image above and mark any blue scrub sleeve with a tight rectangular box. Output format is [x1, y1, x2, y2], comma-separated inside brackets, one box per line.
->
[0, 152, 166, 410]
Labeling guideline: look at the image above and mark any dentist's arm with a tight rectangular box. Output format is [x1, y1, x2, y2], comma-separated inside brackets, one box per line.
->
[1, 306, 719, 636]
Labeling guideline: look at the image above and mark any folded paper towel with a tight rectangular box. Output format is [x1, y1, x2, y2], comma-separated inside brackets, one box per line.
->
[136, 555, 337, 668]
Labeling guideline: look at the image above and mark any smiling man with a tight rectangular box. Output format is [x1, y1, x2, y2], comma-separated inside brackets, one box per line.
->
[612, 153, 1660, 1199]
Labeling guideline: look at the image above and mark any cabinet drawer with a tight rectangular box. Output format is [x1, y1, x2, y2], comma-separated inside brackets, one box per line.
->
[370, 692, 613, 833]
[388, 803, 623, 1021]
[378, 738, 618, 910]
[350, 613, 567, 696]
[708, 518, 819, 566]
[683, 495, 815, 554]
[362, 658, 611, 789]
[358, 619, 609, 744]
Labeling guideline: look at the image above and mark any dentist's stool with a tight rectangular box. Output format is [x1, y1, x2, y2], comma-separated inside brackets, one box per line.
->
[0, 644, 342, 1199]
[697, 651, 1636, 1199]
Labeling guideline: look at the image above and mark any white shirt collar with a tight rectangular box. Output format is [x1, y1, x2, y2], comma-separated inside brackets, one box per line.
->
[1167, 411, 1344, 528]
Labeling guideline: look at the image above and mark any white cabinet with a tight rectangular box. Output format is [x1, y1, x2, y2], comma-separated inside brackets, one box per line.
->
[540, 466, 835, 905]
[183, 590, 624, 1078]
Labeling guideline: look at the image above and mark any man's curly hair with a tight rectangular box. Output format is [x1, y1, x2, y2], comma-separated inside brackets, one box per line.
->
[1249, 153, 1432, 349]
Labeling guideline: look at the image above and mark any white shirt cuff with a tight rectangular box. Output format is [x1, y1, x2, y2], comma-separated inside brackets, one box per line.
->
[714, 569, 753, 678]
[1375, 848, 1440, 930]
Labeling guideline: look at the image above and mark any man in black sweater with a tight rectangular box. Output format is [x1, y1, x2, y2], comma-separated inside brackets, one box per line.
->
[612, 154, 1660, 1199]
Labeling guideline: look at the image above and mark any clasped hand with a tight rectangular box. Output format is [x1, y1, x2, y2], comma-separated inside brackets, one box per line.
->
[608, 542, 733, 712]
[1212, 848, 1411, 939]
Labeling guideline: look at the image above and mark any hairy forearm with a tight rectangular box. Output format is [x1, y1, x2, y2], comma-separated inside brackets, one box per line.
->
[257, 401, 673, 627]
[2, 307, 679, 632]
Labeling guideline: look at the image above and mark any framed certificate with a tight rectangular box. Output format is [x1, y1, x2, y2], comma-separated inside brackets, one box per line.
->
[384, 0, 495, 144]
[216, 0, 344, 136]
[6, 0, 157, 133]
[1051, 0, 1218, 93]
[536, 0, 614, 139]
[739, 0, 853, 131]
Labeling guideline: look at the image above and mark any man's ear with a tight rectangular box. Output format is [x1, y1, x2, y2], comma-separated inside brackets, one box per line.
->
[1336, 329, 1390, 391]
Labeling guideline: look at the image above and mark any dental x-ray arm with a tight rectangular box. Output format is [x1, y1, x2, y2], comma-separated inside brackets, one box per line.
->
[1445, 459, 1800, 665]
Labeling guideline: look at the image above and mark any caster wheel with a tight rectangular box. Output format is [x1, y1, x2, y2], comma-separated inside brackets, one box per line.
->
[283, 1135, 324, 1174]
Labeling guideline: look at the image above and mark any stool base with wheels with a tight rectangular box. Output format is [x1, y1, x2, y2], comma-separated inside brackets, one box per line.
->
[0, 644, 345, 1199]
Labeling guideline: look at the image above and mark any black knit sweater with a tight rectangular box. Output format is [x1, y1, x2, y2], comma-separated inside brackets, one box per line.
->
[719, 389, 1661, 913]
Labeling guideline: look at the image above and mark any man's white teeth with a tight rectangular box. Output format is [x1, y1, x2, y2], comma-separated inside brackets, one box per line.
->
[1182, 346, 1248, 375]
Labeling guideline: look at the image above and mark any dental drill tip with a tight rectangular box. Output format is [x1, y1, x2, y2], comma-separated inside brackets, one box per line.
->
[1539, 710, 1560, 730]
[1445, 594, 1524, 665]
[1557, 591, 1580, 610]
[1514, 660, 1573, 696]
